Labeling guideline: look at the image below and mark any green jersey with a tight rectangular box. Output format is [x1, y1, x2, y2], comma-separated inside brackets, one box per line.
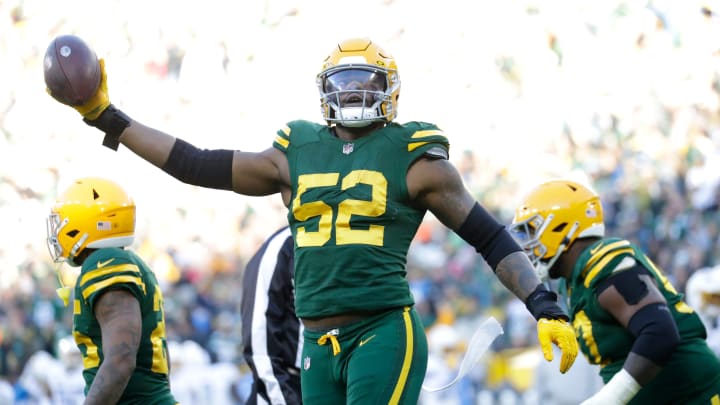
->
[73, 248, 176, 404]
[565, 238, 720, 404]
[273, 120, 449, 318]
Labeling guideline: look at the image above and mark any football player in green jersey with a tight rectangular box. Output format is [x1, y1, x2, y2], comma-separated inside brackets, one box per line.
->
[48, 37, 578, 404]
[509, 179, 720, 405]
[46, 177, 177, 405]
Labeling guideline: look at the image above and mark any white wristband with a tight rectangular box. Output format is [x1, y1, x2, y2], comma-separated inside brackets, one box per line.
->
[592, 369, 641, 404]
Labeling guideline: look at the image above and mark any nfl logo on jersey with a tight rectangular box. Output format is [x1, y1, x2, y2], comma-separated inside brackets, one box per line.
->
[303, 356, 311, 370]
[342, 143, 354, 155]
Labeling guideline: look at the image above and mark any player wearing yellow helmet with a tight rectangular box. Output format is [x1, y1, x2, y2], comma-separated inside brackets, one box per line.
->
[510, 179, 720, 404]
[47, 37, 578, 404]
[47, 177, 176, 405]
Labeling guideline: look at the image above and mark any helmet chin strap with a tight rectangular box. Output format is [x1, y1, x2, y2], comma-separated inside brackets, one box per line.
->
[55, 263, 72, 307]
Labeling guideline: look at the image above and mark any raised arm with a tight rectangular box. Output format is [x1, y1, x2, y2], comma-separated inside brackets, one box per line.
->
[117, 119, 289, 197]
[408, 157, 548, 299]
[407, 157, 578, 373]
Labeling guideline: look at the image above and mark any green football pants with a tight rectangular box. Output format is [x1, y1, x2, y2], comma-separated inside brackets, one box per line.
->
[301, 306, 428, 405]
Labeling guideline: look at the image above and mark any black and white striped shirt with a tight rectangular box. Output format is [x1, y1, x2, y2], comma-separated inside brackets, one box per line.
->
[241, 226, 303, 405]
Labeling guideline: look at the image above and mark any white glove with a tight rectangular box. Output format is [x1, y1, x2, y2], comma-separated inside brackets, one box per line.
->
[581, 369, 640, 405]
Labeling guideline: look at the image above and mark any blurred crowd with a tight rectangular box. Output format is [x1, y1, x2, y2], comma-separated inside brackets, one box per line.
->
[1, 0, 719, 403]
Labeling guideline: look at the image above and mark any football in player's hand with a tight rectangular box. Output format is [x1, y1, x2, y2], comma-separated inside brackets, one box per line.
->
[44, 35, 101, 106]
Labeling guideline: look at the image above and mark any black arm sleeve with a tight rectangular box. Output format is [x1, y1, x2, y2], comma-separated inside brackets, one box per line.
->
[160, 139, 234, 190]
[456, 202, 522, 270]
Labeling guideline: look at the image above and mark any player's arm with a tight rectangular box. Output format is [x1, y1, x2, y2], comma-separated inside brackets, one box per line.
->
[408, 158, 538, 296]
[581, 265, 680, 404]
[119, 120, 287, 196]
[407, 157, 578, 373]
[84, 289, 141, 405]
[58, 59, 288, 197]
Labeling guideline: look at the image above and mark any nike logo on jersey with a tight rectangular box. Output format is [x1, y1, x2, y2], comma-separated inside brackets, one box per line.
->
[359, 334, 376, 347]
[97, 258, 115, 268]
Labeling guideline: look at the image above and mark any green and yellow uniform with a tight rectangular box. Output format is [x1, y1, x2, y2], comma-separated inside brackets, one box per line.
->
[273, 119, 448, 404]
[73, 247, 176, 404]
[565, 238, 720, 404]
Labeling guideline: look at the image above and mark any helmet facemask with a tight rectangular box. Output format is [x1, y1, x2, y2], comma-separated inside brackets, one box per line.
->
[319, 66, 396, 127]
[46, 213, 88, 266]
[508, 213, 580, 281]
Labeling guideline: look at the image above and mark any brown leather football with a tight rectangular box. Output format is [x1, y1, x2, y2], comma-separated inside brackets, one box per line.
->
[44, 35, 100, 106]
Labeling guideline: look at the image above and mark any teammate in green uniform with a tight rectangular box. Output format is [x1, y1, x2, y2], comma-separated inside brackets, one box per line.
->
[46, 177, 177, 405]
[47, 37, 578, 404]
[509, 179, 720, 405]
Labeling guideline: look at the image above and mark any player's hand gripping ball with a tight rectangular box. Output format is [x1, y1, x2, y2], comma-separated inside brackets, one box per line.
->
[44, 35, 101, 106]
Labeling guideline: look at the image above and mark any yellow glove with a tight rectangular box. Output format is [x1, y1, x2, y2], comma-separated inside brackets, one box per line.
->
[537, 318, 578, 373]
[72, 58, 111, 120]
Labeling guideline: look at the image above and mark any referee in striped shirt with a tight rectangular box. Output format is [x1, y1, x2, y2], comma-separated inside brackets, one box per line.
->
[241, 226, 303, 404]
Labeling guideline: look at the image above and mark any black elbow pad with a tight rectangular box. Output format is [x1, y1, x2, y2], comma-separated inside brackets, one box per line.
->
[627, 303, 680, 365]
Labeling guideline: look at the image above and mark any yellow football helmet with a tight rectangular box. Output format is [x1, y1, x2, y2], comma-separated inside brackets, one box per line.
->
[46, 177, 135, 266]
[509, 180, 605, 280]
[317, 37, 400, 127]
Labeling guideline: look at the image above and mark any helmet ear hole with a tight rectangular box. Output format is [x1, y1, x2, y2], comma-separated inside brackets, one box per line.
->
[67, 230, 79, 237]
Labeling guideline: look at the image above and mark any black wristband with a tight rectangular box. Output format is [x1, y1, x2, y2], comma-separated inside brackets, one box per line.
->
[83, 104, 131, 151]
[525, 284, 569, 321]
